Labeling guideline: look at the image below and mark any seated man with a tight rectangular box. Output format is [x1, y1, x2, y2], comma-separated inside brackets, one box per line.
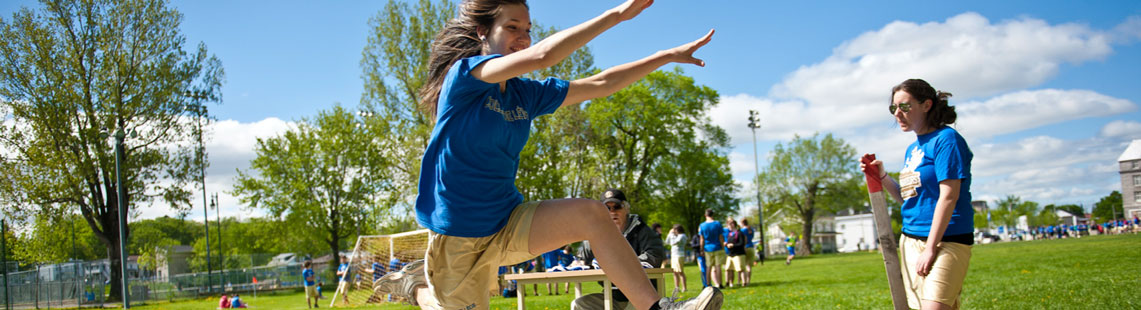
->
[572, 189, 666, 310]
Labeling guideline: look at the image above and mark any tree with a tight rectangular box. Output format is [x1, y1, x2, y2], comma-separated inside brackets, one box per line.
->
[758, 133, 861, 255]
[584, 68, 721, 204]
[651, 142, 739, 236]
[1092, 191, 1123, 222]
[358, 0, 454, 221]
[0, 0, 223, 301]
[516, 25, 602, 202]
[233, 106, 391, 277]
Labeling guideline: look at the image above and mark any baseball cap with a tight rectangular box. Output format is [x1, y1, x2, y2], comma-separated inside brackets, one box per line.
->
[600, 188, 628, 205]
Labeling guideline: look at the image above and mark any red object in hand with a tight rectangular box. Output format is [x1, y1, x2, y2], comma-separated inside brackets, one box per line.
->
[861, 154, 883, 193]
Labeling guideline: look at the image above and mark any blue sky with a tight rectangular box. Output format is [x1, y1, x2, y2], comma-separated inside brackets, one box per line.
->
[3, 1, 1139, 221]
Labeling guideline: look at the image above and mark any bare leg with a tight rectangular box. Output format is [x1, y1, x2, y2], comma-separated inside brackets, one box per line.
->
[921, 300, 953, 310]
[529, 199, 659, 310]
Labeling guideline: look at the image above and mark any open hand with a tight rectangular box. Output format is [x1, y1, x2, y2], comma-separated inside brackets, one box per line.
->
[614, 0, 653, 22]
[664, 29, 715, 67]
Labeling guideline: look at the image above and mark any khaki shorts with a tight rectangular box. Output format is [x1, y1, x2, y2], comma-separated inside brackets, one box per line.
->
[900, 234, 972, 309]
[425, 201, 541, 310]
[305, 285, 318, 299]
[336, 281, 349, 295]
[725, 255, 744, 272]
[743, 248, 755, 266]
[671, 255, 684, 273]
[704, 250, 726, 267]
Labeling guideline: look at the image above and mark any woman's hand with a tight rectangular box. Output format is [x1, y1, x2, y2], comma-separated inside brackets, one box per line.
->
[661, 29, 715, 67]
[613, 0, 653, 22]
[915, 247, 938, 277]
[859, 153, 885, 178]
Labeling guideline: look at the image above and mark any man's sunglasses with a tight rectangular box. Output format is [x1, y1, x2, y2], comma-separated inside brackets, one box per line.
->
[605, 202, 624, 212]
[889, 102, 913, 114]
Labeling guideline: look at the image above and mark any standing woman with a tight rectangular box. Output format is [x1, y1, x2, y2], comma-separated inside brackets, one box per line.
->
[666, 224, 689, 293]
[373, 1, 722, 310]
[861, 79, 974, 310]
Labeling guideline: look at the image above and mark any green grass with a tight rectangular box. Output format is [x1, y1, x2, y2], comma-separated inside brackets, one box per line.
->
[130, 234, 1140, 310]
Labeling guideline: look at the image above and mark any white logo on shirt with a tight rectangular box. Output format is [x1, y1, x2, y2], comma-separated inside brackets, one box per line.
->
[484, 97, 529, 122]
[899, 146, 924, 201]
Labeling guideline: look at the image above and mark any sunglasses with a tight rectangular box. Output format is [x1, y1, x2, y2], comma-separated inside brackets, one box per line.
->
[605, 202, 625, 212]
[889, 102, 913, 114]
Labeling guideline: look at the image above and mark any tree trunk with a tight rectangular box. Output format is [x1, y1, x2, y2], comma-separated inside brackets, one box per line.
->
[799, 187, 817, 255]
[102, 214, 125, 302]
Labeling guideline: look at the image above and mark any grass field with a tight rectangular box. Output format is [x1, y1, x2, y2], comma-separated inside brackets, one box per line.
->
[132, 233, 1140, 310]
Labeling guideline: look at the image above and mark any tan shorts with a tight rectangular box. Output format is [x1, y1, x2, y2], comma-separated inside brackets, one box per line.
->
[743, 248, 755, 266]
[725, 255, 744, 272]
[671, 255, 684, 273]
[336, 281, 348, 295]
[899, 234, 972, 309]
[425, 201, 541, 310]
[704, 250, 726, 267]
[305, 285, 318, 299]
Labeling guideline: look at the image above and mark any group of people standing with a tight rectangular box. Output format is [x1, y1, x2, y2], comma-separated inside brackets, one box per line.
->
[686, 209, 756, 289]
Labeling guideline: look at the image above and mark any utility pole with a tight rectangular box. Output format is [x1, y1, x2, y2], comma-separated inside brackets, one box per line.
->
[213, 193, 223, 290]
[187, 91, 212, 294]
[114, 129, 131, 309]
[747, 110, 765, 262]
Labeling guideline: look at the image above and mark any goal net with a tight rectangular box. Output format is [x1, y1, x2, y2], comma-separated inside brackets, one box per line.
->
[333, 229, 429, 307]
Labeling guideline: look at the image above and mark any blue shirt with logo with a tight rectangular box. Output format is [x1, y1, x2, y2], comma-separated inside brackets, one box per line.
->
[898, 126, 974, 237]
[416, 55, 569, 237]
[699, 221, 724, 253]
[742, 227, 755, 249]
[302, 268, 315, 287]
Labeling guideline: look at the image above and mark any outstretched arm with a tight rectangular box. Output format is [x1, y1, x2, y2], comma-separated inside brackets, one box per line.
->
[472, 0, 652, 84]
[562, 29, 714, 106]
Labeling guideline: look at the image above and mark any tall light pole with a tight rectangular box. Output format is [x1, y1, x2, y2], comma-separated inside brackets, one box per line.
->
[113, 128, 131, 308]
[747, 110, 765, 262]
[186, 91, 212, 293]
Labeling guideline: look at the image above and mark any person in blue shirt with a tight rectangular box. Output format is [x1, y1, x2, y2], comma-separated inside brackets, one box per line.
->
[371, 1, 722, 310]
[698, 209, 725, 288]
[335, 255, 350, 305]
[230, 293, 248, 308]
[862, 79, 974, 310]
[302, 260, 318, 308]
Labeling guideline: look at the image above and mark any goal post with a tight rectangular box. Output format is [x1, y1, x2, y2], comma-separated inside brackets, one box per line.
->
[331, 229, 429, 307]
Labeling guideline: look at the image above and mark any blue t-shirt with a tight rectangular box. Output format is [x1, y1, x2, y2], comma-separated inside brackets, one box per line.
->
[699, 221, 724, 252]
[742, 227, 755, 249]
[372, 262, 384, 281]
[302, 268, 315, 287]
[416, 55, 570, 237]
[231, 297, 242, 308]
[337, 263, 349, 282]
[722, 228, 732, 254]
[898, 126, 974, 237]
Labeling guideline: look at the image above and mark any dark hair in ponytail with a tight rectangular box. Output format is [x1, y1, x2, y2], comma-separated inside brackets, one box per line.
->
[419, 0, 528, 119]
[891, 78, 956, 128]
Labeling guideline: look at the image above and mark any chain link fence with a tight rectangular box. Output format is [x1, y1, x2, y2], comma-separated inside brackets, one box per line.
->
[1, 254, 332, 309]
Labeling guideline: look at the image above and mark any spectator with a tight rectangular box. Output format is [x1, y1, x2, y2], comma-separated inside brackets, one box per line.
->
[666, 224, 689, 293]
[302, 260, 318, 308]
[572, 189, 666, 310]
[699, 209, 725, 288]
[219, 294, 231, 309]
[230, 293, 248, 308]
[335, 255, 351, 305]
[723, 219, 746, 288]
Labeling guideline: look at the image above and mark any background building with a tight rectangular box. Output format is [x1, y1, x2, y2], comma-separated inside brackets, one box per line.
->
[1120, 139, 1141, 219]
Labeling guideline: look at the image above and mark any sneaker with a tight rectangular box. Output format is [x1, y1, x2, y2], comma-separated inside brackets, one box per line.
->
[657, 286, 722, 310]
[373, 259, 427, 306]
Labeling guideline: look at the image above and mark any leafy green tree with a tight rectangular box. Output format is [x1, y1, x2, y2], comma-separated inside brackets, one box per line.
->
[516, 25, 602, 202]
[233, 106, 390, 276]
[758, 133, 861, 255]
[584, 68, 721, 204]
[1092, 191, 1123, 222]
[358, 0, 454, 223]
[10, 213, 105, 267]
[0, 0, 223, 300]
[650, 142, 739, 236]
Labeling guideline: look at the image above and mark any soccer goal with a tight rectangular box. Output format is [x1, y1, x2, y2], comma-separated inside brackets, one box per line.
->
[332, 229, 429, 307]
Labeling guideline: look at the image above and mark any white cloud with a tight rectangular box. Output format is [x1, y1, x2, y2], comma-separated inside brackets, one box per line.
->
[1100, 120, 1141, 139]
[955, 89, 1136, 139]
[767, 12, 1115, 131]
[137, 117, 294, 221]
[1112, 15, 1141, 43]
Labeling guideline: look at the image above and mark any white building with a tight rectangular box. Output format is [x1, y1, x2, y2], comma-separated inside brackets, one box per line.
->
[835, 213, 876, 253]
[1120, 139, 1141, 219]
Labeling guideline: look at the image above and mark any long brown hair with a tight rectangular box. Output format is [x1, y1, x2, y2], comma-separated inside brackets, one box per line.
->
[891, 78, 956, 129]
[418, 0, 528, 119]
